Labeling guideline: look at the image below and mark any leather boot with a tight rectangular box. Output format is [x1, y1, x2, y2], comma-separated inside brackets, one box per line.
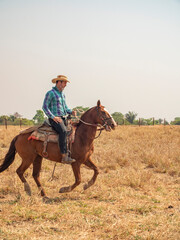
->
[61, 153, 76, 164]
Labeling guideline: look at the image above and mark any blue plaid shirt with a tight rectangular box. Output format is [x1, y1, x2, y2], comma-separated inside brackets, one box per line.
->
[42, 86, 72, 119]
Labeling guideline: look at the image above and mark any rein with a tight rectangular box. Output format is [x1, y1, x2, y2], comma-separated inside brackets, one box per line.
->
[79, 119, 105, 139]
[79, 119, 99, 127]
[73, 106, 113, 140]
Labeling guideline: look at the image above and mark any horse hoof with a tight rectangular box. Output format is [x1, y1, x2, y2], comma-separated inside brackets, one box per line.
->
[83, 184, 88, 190]
[59, 186, 71, 193]
[59, 187, 66, 193]
[24, 183, 31, 196]
[43, 196, 50, 203]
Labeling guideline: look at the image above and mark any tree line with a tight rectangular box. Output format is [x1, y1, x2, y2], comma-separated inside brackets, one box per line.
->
[0, 108, 179, 126]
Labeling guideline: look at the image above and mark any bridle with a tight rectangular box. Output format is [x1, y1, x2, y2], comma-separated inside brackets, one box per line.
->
[79, 107, 113, 139]
[79, 107, 111, 127]
[96, 107, 113, 127]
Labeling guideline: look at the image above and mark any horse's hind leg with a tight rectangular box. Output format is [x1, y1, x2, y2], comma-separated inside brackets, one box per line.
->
[59, 161, 81, 193]
[16, 158, 34, 196]
[83, 158, 99, 190]
[32, 155, 46, 197]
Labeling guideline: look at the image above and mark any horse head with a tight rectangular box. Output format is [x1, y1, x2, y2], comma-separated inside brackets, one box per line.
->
[96, 100, 117, 131]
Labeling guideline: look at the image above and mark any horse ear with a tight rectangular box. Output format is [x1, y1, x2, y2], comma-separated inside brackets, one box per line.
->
[97, 100, 101, 108]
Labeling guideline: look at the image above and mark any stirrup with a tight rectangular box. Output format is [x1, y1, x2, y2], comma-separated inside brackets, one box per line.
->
[61, 155, 76, 164]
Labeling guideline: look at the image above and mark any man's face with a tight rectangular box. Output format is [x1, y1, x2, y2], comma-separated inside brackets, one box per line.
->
[57, 81, 67, 90]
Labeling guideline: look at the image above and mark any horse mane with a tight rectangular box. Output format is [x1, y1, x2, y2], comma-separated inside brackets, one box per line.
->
[73, 106, 96, 127]
[81, 107, 93, 119]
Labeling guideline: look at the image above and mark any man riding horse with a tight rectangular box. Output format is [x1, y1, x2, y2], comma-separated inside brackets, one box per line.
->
[0, 97, 116, 196]
[42, 75, 76, 164]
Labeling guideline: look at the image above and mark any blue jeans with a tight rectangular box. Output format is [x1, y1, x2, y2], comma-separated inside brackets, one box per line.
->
[49, 118, 67, 154]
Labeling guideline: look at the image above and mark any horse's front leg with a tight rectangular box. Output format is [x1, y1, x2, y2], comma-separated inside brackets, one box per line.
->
[59, 161, 81, 193]
[83, 158, 99, 190]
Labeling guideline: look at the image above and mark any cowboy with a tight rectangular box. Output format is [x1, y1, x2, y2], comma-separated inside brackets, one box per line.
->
[42, 75, 76, 164]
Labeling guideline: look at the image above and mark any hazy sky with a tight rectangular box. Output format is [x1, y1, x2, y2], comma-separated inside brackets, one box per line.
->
[0, 0, 180, 122]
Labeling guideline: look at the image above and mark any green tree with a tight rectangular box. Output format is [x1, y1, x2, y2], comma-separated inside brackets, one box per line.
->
[158, 119, 163, 124]
[33, 110, 45, 124]
[21, 118, 34, 125]
[9, 115, 16, 122]
[125, 111, 138, 124]
[171, 117, 180, 125]
[0, 115, 8, 124]
[112, 112, 124, 125]
[140, 118, 155, 125]
[9, 112, 22, 124]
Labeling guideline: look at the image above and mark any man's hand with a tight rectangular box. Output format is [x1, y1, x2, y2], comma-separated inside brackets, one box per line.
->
[53, 116, 62, 123]
[72, 111, 77, 116]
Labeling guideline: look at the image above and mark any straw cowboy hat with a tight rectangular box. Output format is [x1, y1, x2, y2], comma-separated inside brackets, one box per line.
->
[52, 75, 70, 83]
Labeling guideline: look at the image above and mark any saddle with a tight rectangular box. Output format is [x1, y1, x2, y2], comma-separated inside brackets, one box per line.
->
[26, 122, 76, 158]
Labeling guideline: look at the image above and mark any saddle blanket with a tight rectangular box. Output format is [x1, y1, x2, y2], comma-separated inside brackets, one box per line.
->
[28, 124, 75, 143]
[28, 130, 58, 143]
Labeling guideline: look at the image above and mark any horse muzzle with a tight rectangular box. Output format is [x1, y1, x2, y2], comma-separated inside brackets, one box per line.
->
[105, 119, 117, 131]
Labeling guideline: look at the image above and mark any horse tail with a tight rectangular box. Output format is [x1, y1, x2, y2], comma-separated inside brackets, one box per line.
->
[0, 135, 18, 173]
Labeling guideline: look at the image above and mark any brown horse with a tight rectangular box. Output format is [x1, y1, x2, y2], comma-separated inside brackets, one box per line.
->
[0, 100, 116, 197]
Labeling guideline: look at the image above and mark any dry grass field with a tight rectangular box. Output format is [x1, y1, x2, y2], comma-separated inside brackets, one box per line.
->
[0, 125, 179, 240]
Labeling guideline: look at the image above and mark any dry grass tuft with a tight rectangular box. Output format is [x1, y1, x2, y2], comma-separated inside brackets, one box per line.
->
[0, 125, 180, 239]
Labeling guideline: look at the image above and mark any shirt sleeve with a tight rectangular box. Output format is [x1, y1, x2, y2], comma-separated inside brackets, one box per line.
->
[42, 91, 55, 119]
